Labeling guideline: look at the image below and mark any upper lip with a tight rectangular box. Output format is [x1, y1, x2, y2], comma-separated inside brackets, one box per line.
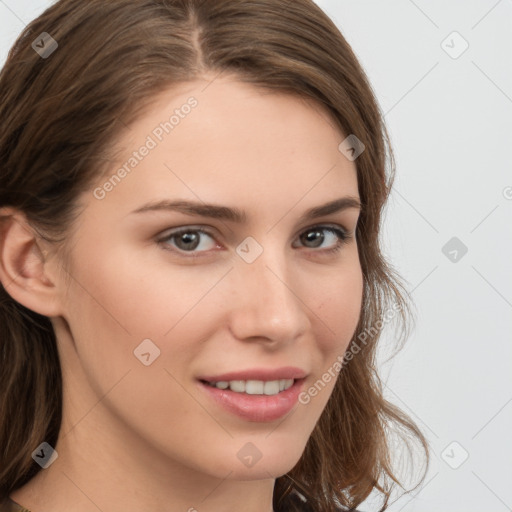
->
[198, 366, 308, 382]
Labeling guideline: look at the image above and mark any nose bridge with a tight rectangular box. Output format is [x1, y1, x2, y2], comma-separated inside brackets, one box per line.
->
[227, 240, 310, 343]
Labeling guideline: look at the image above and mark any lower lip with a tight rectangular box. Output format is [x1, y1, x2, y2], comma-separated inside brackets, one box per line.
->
[197, 379, 304, 422]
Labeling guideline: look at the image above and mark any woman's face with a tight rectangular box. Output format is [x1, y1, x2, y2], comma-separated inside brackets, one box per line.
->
[52, 75, 363, 480]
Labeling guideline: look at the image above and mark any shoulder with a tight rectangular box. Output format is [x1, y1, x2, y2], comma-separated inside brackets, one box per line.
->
[0, 497, 31, 512]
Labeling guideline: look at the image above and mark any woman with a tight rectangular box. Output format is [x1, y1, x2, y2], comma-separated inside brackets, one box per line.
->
[0, 0, 429, 511]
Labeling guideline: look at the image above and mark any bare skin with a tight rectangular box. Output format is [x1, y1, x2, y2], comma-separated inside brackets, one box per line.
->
[1, 74, 363, 512]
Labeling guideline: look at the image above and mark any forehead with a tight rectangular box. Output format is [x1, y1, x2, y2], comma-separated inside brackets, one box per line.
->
[85, 76, 359, 220]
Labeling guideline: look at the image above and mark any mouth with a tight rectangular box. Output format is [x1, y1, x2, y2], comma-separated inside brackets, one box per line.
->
[196, 368, 308, 422]
[199, 378, 296, 396]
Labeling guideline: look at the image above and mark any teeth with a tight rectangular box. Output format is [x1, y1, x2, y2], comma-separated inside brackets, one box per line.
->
[230, 380, 245, 393]
[246, 380, 264, 394]
[263, 380, 280, 395]
[207, 379, 294, 395]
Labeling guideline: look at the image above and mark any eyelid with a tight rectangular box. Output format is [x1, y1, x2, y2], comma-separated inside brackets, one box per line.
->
[156, 225, 219, 245]
[156, 223, 353, 257]
[157, 221, 352, 239]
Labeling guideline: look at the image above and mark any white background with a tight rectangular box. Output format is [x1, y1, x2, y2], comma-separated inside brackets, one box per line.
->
[1, 1, 511, 511]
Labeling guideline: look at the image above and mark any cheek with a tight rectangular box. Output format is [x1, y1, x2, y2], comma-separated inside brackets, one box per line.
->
[296, 267, 363, 418]
[311, 261, 364, 357]
[59, 249, 225, 465]
[65, 240, 224, 339]
[59, 241, 231, 404]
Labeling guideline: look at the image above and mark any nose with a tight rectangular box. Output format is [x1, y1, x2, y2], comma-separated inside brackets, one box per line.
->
[227, 249, 311, 347]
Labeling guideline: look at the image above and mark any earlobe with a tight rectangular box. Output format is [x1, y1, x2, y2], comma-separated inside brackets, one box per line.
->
[0, 209, 62, 317]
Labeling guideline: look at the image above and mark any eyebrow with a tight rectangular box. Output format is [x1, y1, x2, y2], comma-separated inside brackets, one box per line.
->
[130, 196, 362, 224]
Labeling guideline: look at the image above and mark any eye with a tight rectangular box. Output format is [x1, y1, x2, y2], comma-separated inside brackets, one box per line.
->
[156, 225, 352, 258]
[294, 225, 351, 254]
[157, 227, 218, 255]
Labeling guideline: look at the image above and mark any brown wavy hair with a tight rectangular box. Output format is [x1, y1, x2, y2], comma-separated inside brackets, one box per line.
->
[0, 0, 429, 510]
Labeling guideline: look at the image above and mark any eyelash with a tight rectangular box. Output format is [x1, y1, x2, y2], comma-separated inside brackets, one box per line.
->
[156, 224, 352, 259]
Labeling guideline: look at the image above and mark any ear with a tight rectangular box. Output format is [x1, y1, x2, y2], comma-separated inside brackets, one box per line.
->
[0, 208, 63, 317]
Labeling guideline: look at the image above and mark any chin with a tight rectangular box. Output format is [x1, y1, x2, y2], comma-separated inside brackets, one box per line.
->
[209, 440, 305, 481]
[227, 458, 301, 481]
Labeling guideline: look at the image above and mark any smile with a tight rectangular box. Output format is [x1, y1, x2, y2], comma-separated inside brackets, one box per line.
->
[202, 379, 295, 395]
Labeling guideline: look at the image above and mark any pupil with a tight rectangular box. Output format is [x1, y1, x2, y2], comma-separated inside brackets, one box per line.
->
[180, 232, 198, 249]
[305, 230, 323, 247]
